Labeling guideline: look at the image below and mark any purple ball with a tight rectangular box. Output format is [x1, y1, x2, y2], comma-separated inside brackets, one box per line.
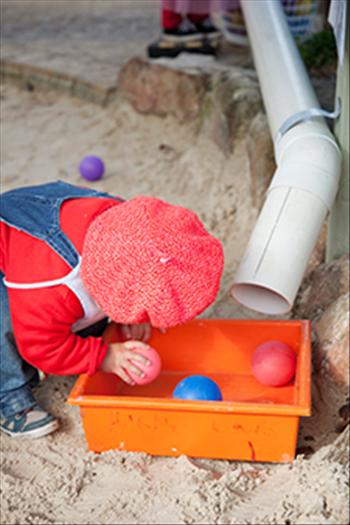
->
[79, 155, 105, 181]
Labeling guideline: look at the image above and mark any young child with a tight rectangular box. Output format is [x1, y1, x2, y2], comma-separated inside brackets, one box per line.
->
[0, 181, 224, 438]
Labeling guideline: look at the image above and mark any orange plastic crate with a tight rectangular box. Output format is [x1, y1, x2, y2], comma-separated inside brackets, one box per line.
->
[68, 319, 311, 463]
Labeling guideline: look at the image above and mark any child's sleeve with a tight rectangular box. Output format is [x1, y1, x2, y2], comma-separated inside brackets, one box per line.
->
[9, 286, 109, 376]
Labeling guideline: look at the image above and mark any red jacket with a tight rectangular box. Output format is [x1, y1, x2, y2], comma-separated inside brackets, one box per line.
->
[0, 196, 119, 376]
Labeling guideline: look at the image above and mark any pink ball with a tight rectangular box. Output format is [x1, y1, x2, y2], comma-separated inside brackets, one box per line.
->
[128, 346, 162, 385]
[252, 340, 297, 387]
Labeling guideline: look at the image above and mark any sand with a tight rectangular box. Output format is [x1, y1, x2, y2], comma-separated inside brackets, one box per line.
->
[0, 82, 349, 525]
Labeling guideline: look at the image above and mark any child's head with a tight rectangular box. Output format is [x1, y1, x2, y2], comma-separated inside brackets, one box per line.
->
[81, 196, 224, 328]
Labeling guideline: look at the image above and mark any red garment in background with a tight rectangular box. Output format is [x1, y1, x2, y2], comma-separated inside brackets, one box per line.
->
[162, 9, 208, 29]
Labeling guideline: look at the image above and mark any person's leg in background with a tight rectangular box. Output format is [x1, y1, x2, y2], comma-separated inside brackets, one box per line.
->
[161, 0, 220, 41]
[161, 0, 202, 41]
[148, 0, 221, 58]
[187, 0, 221, 42]
[162, 5, 183, 35]
[0, 272, 58, 438]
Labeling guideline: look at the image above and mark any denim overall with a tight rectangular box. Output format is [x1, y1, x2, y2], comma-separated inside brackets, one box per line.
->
[0, 181, 121, 417]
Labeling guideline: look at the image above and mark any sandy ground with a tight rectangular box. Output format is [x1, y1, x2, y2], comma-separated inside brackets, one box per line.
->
[1, 3, 347, 524]
[0, 82, 349, 525]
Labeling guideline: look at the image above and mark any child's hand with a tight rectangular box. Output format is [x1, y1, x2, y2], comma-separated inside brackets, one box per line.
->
[100, 341, 152, 385]
[120, 323, 151, 342]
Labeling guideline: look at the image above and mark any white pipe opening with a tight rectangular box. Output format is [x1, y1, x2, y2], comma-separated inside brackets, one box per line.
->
[231, 0, 342, 315]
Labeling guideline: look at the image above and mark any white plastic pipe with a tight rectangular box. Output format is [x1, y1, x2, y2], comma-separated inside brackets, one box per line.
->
[231, 0, 342, 315]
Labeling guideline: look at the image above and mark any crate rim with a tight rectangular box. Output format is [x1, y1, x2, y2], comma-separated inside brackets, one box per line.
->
[68, 318, 311, 417]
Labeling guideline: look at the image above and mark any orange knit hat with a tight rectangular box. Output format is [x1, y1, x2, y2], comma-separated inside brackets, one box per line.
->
[81, 196, 224, 327]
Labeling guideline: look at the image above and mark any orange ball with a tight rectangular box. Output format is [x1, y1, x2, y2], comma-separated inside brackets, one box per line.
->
[252, 340, 296, 387]
[128, 346, 162, 385]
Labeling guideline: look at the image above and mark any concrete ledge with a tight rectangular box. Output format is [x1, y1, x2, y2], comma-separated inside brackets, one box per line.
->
[1, 60, 117, 106]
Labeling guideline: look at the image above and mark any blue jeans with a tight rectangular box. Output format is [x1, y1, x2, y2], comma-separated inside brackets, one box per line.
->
[0, 272, 38, 417]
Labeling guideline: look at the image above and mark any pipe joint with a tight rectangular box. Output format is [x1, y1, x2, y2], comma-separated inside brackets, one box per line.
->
[271, 131, 342, 210]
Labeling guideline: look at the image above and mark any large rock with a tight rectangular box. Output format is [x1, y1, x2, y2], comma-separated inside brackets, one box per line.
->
[118, 57, 210, 121]
[322, 424, 350, 465]
[200, 69, 262, 155]
[118, 58, 263, 153]
[295, 254, 349, 321]
[314, 293, 349, 389]
[294, 254, 350, 446]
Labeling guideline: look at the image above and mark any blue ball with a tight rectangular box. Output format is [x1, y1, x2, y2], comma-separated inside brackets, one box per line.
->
[79, 155, 105, 182]
[173, 375, 222, 401]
